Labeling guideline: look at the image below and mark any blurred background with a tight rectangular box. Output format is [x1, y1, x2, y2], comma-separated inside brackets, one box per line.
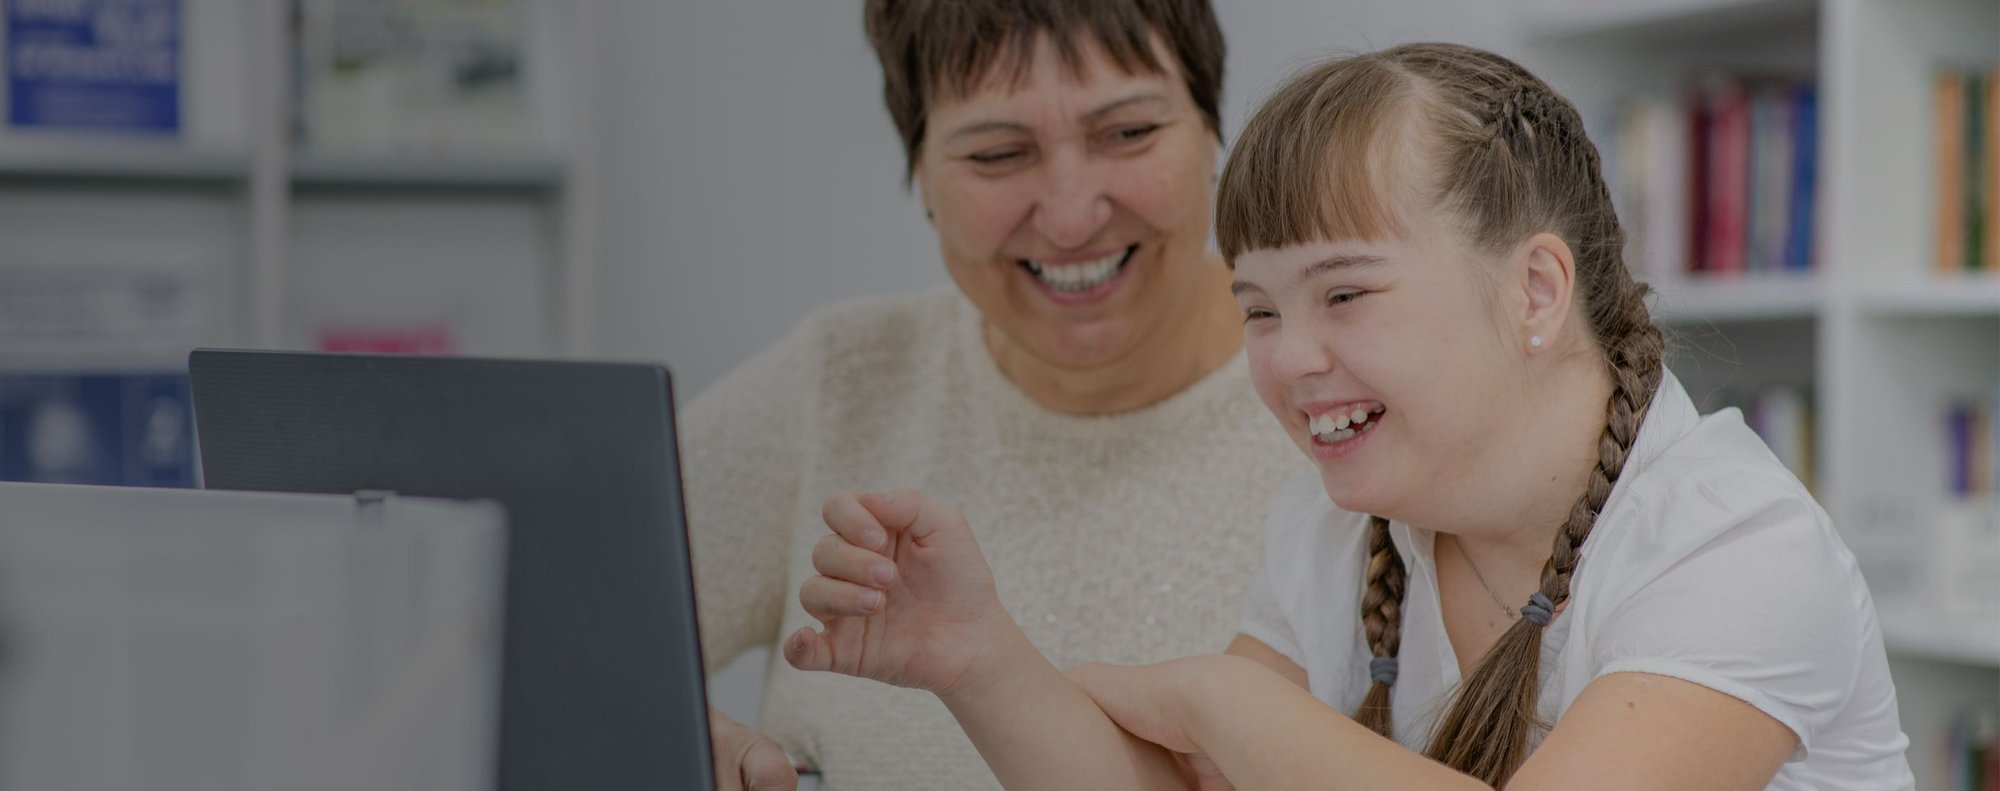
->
[0, 0, 1991, 787]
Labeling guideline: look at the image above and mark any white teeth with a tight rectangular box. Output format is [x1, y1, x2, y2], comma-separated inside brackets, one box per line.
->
[1029, 248, 1129, 293]
[1309, 405, 1382, 444]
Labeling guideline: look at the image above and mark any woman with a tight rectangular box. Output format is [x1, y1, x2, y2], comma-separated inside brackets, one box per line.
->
[785, 43, 1912, 789]
[682, 2, 1302, 788]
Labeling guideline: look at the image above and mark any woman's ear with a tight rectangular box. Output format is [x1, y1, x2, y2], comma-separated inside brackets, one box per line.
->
[1518, 232, 1577, 355]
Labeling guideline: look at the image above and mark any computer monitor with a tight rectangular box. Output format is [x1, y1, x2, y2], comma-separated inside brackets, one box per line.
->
[0, 481, 505, 791]
[188, 349, 715, 791]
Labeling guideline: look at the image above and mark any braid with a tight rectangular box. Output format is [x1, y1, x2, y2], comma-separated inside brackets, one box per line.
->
[1413, 44, 1668, 786]
[1353, 515, 1406, 738]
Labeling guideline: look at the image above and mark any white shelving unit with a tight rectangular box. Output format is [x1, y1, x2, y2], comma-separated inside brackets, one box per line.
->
[1524, 1, 2000, 787]
[0, 0, 605, 371]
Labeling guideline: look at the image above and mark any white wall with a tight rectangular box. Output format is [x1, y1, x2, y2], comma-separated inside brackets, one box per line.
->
[595, 0, 1525, 729]
[594, 1, 938, 400]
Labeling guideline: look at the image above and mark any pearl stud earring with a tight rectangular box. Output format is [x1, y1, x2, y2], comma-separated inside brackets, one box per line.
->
[1529, 335, 1544, 349]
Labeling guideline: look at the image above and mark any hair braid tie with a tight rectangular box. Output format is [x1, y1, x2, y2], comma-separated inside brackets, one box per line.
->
[1369, 656, 1400, 685]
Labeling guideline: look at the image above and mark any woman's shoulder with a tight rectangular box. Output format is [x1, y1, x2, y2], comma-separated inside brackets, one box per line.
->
[797, 287, 966, 354]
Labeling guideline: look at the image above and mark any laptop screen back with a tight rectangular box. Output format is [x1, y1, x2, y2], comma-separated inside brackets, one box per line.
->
[188, 349, 715, 791]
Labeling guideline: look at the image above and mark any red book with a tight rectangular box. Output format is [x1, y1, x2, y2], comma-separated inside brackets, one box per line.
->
[1687, 89, 1711, 274]
[1704, 78, 1752, 276]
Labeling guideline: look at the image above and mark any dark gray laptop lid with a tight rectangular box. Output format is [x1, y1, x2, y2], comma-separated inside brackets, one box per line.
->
[188, 349, 714, 791]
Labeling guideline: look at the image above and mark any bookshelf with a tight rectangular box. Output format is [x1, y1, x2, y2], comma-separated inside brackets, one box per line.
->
[0, 0, 604, 488]
[1525, 0, 2000, 787]
[0, 0, 604, 363]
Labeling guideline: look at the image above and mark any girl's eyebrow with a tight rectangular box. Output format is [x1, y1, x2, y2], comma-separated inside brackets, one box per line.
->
[1231, 254, 1388, 296]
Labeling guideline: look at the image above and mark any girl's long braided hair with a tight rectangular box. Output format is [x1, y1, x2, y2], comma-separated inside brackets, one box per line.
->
[1215, 43, 1665, 786]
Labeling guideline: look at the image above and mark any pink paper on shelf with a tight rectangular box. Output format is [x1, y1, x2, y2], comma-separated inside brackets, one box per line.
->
[315, 325, 456, 355]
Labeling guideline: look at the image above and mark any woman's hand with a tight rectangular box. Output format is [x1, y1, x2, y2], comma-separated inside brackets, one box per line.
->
[785, 490, 1019, 699]
[708, 706, 797, 791]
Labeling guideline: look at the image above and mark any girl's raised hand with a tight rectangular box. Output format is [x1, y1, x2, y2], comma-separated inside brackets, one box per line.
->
[785, 490, 1017, 698]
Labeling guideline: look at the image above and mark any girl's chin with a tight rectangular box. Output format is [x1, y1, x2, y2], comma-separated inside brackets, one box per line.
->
[1316, 471, 1393, 516]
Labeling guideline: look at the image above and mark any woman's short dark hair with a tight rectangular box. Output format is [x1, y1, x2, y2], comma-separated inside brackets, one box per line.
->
[863, 0, 1225, 180]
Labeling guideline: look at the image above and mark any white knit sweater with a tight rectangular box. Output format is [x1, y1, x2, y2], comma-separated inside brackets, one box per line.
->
[682, 288, 1306, 790]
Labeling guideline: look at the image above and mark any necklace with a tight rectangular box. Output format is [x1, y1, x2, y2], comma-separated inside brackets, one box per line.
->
[1450, 535, 1517, 621]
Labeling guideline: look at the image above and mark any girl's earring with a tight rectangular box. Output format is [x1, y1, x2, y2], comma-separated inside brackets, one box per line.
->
[1529, 335, 1544, 350]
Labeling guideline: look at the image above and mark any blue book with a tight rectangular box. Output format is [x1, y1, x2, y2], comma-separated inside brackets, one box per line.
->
[1784, 84, 1818, 272]
[6, 0, 180, 134]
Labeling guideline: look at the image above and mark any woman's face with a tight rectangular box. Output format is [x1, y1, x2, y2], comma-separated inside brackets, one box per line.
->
[1231, 225, 1530, 520]
[915, 32, 1219, 370]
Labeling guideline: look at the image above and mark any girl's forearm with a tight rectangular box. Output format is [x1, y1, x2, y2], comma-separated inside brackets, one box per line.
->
[1186, 656, 1488, 791]
[938, 626, 1190, 791]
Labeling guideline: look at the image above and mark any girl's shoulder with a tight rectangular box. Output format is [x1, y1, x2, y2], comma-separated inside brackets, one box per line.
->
[1259, 469, 1378, 589]
[1594, 405, 1839, 572]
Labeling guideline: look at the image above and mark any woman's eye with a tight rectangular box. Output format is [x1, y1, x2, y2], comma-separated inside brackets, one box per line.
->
[1103, 124, 1160, 147]
[1242, 308, 1276, 324]
[1328, 290, 1366, 306]
[969, 149, 1024, 164]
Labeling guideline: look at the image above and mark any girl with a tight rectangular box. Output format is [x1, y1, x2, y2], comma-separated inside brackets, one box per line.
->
[782, 43, 1914, 789]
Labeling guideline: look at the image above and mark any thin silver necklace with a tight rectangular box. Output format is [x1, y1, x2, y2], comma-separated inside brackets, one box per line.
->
[1450, 535, 1517, 621]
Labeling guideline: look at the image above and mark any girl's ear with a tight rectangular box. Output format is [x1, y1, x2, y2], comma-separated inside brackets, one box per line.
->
[1517, 232, 1577, 354]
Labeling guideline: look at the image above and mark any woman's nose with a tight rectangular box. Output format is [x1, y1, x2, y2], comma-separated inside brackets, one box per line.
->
[1031, 158, 1112, 250]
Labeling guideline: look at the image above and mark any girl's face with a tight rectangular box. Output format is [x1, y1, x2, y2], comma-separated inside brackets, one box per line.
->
[914, 32, 1220, 371]
[1231, 224, 1533, 520]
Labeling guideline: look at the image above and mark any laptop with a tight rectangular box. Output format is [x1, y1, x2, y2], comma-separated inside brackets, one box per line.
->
[188, 349, 716, 791]
[0, 481, 505, 791]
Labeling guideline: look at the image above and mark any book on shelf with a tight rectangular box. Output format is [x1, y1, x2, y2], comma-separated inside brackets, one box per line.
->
[1935, 64, 2000, 275]
[292, 0, 537, 156]
[1703, 386, 1816, 488]
[0, 371, 195, 488]
[1605, 74, 1817, 283]
[1936, 388, 2000, 623]
[1945, 390, 2000, 500]
[3, 0, 180, 136]
[1947, 708, 2000, 791]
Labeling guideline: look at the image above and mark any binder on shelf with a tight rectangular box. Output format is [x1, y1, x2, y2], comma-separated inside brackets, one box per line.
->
[4, 0, 180, 136]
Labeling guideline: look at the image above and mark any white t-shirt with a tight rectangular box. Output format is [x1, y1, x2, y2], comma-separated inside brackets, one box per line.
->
[1238, 371, 1914, 789]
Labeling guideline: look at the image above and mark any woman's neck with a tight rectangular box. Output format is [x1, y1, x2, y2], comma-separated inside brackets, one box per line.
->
[983, 256, 1243, 416]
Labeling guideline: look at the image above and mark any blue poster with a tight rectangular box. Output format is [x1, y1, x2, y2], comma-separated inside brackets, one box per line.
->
[6, 0, 179, 134]
[0, 371, 196, 488]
